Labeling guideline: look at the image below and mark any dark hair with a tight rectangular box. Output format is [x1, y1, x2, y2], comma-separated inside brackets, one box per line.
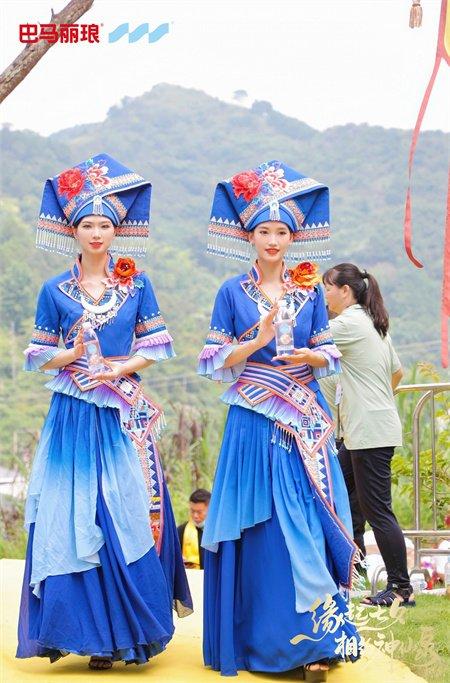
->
[322, 263, 389, 337]
[189, 489, 211, 504]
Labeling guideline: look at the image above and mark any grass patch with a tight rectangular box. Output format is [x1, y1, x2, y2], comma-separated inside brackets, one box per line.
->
[352, 594, 450, 682]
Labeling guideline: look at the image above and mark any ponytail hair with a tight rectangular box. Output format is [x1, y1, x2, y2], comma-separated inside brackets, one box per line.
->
[322, 263, 389, 337]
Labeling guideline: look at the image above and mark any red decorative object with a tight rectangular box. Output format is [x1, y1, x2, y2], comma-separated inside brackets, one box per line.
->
[57, 167, 86, 200]
[86, 163, 110, 188]
[231, 171, 263, 202]
[404, 0, 449, 367]
[288, 261, 321, 290]
[113, 257, 138, 281]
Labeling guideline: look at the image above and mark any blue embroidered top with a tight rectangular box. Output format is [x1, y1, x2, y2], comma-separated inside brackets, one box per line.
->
[24, 255, 174, 416]
[198, 261, 341, 390]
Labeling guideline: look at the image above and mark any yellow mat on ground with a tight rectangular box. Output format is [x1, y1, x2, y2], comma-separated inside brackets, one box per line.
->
[1, 560, 426, 683]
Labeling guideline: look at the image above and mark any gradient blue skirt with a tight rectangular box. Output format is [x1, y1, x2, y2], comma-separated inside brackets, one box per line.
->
[16, 396, 192, 664]
[203, 406, 360, 676]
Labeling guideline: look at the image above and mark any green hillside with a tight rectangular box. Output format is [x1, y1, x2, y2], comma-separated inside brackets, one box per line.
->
[0, 82, 448, 471]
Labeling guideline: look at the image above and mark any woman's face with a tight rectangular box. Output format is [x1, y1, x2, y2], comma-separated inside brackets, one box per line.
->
[248, 221, 293, 263]
[324, 280, 348, 314]
[73, 215, 116, 255]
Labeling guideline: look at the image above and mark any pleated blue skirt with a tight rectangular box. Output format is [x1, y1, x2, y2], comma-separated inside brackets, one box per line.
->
[17, 395, 192, 664]
[203, 406, 360, 676]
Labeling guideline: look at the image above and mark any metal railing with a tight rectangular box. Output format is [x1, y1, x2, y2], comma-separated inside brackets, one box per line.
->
[370, 381, 450, 592]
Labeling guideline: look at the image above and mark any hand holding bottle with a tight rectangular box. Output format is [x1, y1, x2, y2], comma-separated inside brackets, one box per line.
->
[82, 322, 108, 376]
[72, 327, 85, 361]
[273, 347, 328, 367]
[254, 302, 279, 350]
[93, 360, 124, 381]
[274, 300, 295, 356]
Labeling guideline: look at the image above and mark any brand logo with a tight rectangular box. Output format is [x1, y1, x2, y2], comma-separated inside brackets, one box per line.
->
[19, 22, 170, 45]
[108, 23, 169, 43]
[19, 23, 100, 44]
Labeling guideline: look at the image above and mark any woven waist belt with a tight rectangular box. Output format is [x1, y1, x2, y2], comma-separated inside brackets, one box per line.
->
[65, 356, 144, 406]
[63, 356, 164, 447]
[236, 362, 316, 414]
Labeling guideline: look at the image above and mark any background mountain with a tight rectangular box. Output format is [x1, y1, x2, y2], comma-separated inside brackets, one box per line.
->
[0, 82, 448, 470]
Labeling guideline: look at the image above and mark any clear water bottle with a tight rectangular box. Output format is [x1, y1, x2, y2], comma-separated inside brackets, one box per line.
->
[410, 572, 427, 594]
[445, 556, 450, 597]
[82, 321, 105, 376]
[274, 300, 294, 356]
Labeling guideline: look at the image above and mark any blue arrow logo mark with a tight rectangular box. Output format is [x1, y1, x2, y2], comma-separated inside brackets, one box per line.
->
[108, 23, 169, 43]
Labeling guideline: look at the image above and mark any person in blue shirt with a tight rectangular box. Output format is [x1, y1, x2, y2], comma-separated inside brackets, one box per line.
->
[16, 154, 192, 671]
[198, 161, 361, 681]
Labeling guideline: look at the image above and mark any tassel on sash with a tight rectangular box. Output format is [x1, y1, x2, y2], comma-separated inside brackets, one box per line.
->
[271, 422, 295, 453]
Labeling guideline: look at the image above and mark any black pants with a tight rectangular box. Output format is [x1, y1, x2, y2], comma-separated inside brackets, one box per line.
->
[338, 442, 410, 589]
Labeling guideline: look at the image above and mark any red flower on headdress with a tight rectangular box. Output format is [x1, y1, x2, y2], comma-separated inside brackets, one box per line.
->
[288, 261, 321, 290]
[231, 170, 263, 202]
[86, 163, 110, 188]
[57, 167, 86, 200]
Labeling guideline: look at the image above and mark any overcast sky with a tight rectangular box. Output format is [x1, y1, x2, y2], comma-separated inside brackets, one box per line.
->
[0, 0, 449, 136]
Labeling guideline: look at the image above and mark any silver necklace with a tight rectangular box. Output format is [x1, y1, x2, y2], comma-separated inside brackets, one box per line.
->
[80, 289, 118, 314]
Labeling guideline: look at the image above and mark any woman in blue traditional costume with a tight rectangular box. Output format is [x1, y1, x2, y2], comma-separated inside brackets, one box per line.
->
[197, 162, 361, 681]
[16, 154, 192, 670]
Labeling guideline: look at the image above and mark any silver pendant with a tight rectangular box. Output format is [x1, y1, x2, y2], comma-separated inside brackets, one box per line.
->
[80, 289, 118, 314]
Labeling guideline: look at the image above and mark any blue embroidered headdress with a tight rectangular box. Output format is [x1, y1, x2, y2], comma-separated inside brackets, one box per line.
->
[36, 153, 151, 256]
[207, 160, 331, 262]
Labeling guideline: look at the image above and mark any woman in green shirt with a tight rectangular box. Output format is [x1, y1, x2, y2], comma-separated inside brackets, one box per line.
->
[321, 263, 414, 608]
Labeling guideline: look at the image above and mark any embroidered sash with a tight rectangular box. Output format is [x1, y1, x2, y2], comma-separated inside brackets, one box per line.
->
[235, 362, 358, 588]
[236, 362, 335, 501]
[237, 362, 334, 453]
[237, 361, 315, 409]
[65, 357, 166, 553]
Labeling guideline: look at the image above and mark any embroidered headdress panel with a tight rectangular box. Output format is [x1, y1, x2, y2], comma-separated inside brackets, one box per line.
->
[36, 153, 151, 256]
[207, 160, 331, 262]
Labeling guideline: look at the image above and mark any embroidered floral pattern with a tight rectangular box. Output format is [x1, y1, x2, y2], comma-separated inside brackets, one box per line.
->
[86, 163, 110, 188]
[231, 162, 288, 208]
[260, 166, 288, 192]
[58, 159, 112, 203]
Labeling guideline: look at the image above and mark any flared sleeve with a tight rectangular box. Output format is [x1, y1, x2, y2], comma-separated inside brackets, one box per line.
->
[197, 282, 245, 382]
[24, 282, 63, 375]
[307, 285, 341, 379]
[130, 272, 175, 362]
